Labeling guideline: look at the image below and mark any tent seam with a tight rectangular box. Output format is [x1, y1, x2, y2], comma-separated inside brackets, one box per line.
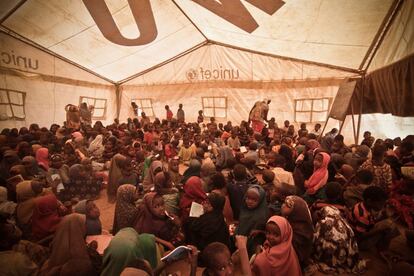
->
[0, 28, 116, 85]
[171, 0, 209, 42]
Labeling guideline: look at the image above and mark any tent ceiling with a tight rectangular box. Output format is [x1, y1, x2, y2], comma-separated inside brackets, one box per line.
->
[0, 0, 397, 83]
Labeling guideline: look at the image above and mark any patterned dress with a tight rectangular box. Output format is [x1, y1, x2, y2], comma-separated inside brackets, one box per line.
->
[359, 159, 392, 190]
[313, 206, 366, 274]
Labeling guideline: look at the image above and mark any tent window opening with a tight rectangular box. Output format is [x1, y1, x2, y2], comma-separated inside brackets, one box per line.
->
[132, 98, 154, 117]
[0, 89, 26, 121]
[79, 96, 107, 119]
[202, 97, 227, 118]
[294, 98, 332, 123]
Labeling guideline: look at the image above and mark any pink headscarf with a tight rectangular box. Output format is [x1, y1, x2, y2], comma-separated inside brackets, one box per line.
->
[305, 152, 330, 194]
[253, 216, 302, 276]
[32, 194, 61, 240]
[72, 131, 83, 139]
[179, 176, 206, 221]
[36, 147, 49, 171]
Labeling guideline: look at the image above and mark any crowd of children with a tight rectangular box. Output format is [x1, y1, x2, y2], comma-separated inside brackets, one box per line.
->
[0, 109, 414, 276]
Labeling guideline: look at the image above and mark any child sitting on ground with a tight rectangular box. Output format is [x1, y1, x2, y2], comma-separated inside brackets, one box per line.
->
[186, 193, 230, 252]
[350, 186, 400, 253]
[311, 181, 348, 218]
[261, 169, 275, 203]
[303, 152, 331, 204]
[251, 216, 302, 275]
[201, 235, 251, 276]
[74, 199, 102, 235]
[343, 169, 374, 208]
[178, 138, 193, 165]
[268, 182, 297, 217]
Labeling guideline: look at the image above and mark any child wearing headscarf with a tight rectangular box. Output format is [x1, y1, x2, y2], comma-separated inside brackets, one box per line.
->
[303, 152, 331, 204]
[107, 153, 127, 202]
[112, 184, 138, 235]
[142, 160, 164, 193]
[281, 195, 314, 267]
[186, 192, 230, 252]
[88, 134, 104, 159]
[179, 176, 207, 222]
[40, 213, 98, 275]
[16, 180, 44, 231]
[101, 228, 160, 276]
[237, 185, 268, 256]
[251, 216, 302, 276]
[31, 193, 61, 240]
[133, 192, 178, 246]
[74, 199, 102, 235]
[154, 171, 180, 216]
[35, 147, 49, 171]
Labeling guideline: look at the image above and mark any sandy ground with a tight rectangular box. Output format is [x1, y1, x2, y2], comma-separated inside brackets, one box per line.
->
[95, 187, 412, 276]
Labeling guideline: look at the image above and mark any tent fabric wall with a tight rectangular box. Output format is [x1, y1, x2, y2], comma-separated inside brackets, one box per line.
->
[360, 54, 414, 116]
[120, 81, 343, 129]
[174, 0, 394, 70]
[123, 44, 354, 86]
[338, 0, 414, 144]
[1, 0, 206, 82]
[120, 44, 353, 134]
[1, 0, 395, 82]
[341, 113, 414, 144]
[368, 0, 414, 72]
[0, 32, 117, 129]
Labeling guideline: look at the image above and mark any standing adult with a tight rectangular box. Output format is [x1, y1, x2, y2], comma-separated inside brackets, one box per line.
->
[165, 105, 173, 121]
[79, 102, 94, 126]
[248, 99, 271, 133]
[177, 103, 185, 123]
[140, 112, 151, 129]
[65, 104, 80, 130]
[131, 102, 138, 117]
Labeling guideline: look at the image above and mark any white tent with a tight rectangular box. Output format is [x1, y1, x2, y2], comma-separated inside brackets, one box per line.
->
[0, 0, 413, 142]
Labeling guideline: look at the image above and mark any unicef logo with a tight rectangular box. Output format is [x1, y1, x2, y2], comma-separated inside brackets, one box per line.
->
[186, 69, 198, 81]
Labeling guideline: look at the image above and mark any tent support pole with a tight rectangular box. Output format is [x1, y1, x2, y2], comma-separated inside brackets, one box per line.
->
[115, 84, 121, 120]
[320, 117, 329, 138]
[358, 0, 401, 71]
[351, 100, 357, 144]
[356, 76, 365, 144]
[338, 119, 345, 135]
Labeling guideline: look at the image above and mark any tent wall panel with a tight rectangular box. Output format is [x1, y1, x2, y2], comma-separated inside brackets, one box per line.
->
[0, 32, 116, 129]
[341, 113, 414, 144]
[124, 44, 356, 86]
[119, 81, 341, 129]
[0, 73, 116, 129]
[368, 0, 414, 72]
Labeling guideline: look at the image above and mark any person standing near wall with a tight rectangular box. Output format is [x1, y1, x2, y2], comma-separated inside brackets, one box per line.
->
[131, 102, 139, 117]
[65, 104, 81, 130]
[248, 99, 271, 133]
[79, 102, 94, 126]
[177, 103, 185, 123]
[165, 105, 173, 121]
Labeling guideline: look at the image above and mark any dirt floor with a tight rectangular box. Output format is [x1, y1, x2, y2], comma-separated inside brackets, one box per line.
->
[95, 187, 413, 276]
